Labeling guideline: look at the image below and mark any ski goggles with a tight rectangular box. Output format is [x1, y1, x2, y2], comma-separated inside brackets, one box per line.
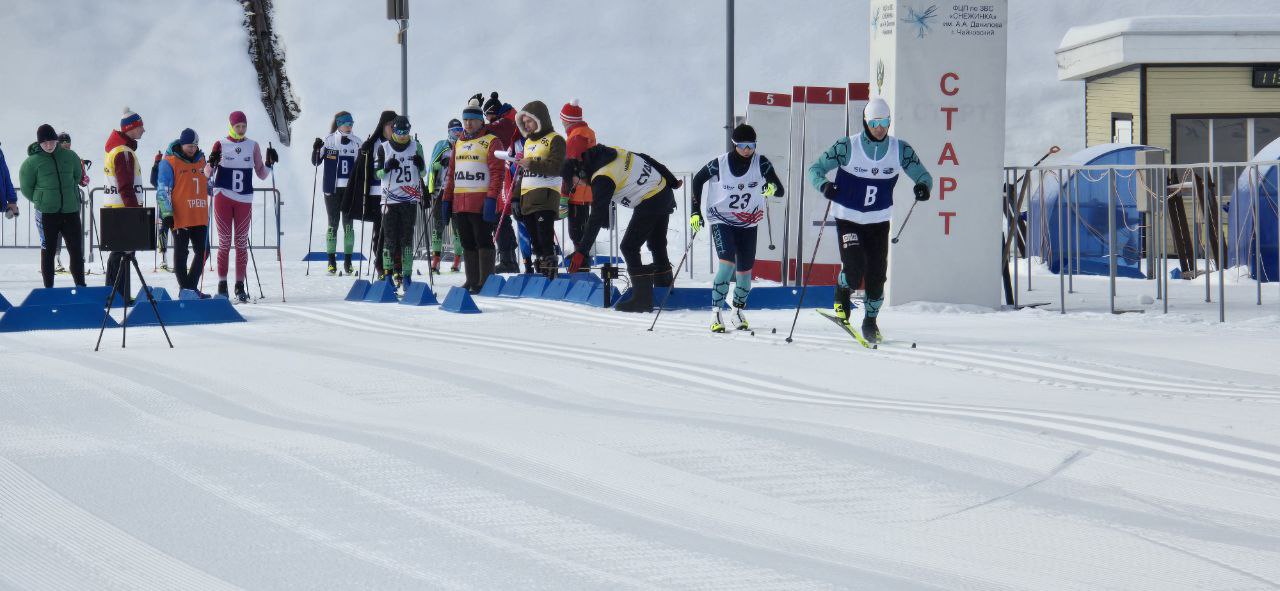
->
[448, 126, 463, 138]
[866, 117, 891, 129]
[391, 131, 411, 142]
[733, 141, 757, 150]
[335, 114, 354, 128]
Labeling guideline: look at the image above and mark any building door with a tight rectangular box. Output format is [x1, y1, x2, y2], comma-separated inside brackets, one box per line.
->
[1112, 113, 1134, 144]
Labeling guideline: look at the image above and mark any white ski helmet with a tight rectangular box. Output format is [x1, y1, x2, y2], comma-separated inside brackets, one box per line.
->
[863, 97, 891, 123]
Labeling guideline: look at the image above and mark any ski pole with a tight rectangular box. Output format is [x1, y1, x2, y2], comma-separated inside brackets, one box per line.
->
[785, 200, 833, 343]
[269, 154, 286, 302]
[305, 159, 318, 275]
[891, 200, 918, 245]
[246, 231, 265, 299]
[648, 227, 701, 332]
[765, 203, 777, 251]
[355, 148, 368, 277]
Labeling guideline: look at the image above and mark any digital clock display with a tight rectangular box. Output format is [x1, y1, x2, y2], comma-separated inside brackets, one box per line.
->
[1253, 66, 1280, 88]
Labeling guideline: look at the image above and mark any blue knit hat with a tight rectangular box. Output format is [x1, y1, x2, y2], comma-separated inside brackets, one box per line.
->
[178, 128, 199, 146]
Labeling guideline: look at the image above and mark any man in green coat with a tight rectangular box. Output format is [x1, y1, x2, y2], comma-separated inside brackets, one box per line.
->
[19, 124, 87, 287]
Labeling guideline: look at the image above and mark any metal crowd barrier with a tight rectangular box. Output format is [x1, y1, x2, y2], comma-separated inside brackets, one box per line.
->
[1004, 160, 1280, 322]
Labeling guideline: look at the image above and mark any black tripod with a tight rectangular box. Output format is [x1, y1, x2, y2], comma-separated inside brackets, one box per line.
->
[95, 252, 174, 350]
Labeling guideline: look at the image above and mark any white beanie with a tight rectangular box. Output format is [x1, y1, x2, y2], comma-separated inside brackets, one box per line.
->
[863, 97, 891, 122]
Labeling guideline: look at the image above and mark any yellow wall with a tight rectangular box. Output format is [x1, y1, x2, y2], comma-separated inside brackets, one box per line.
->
[1145, 66, 1280, 152]
[1085, 68, 1140, 147]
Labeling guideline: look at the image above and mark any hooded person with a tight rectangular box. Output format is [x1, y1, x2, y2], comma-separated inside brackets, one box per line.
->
[155, 128, 211, 296]
[310, 111, 361, 275]
[807, 96, 933, 344]
[688, 123, 786, 332]
[427, 118, 465, 273]
[342, 109, 398, 279]
[441, 96, 505, 293]
[559, 98, 597, 264]
[373, 115, 427, 293]
[205, 110, 276, 302]
[566, 144, 682, 312]
[511, 100, 567, 279]
[481, 91, 530, 274]
[19, 124, 87, 288]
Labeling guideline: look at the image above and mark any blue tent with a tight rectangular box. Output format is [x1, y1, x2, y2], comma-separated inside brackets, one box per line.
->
[1227, 137, 1280, 282]
[1026, 144, 1157, 278]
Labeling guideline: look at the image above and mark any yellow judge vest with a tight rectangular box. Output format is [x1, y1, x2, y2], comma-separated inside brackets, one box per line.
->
[592, 147, 667, 208]
[519, 132, 563, 196]
[452, 133, 496, 195]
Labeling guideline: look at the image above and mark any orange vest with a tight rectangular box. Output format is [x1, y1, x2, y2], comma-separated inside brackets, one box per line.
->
[166, 153, 209, 229]
[567, 125, 596, 204]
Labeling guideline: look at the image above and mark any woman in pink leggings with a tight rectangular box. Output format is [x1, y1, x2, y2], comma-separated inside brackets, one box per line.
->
[204, 111, 276, 301]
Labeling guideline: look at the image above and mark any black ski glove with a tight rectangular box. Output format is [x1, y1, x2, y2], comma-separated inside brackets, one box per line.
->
[412, 153, 425, 171]
[312, 138, 323, 151]
[384, 156, 400, 173]
[821, 182, 838, 200]
[208, 149, 221, 166]
[265, 146, 279, 168]
[914, 182, 930, 201]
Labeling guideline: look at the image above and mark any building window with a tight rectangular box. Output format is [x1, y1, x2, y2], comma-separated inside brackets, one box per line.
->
[1174, 116, 1280, 196]
[1112, 113, 1133, 144]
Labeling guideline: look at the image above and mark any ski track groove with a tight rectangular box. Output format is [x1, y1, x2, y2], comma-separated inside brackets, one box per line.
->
[0, 455, 241, 591]
[69, 354, 946, 591]
[270, 305, 1280, 481]
[492, 297, 1280, 401]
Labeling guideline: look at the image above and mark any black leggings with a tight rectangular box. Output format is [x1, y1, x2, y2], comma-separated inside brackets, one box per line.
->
[38, 212, 85, 288]
[173, 225, 208, 290]
[620, 203, 672, 271]
[454, 212, 494, 251]
[381, 202, 417, 271]
[521, 210, 557, 259]
[567, 203, 590, 252]
[836, 219, 890, 300]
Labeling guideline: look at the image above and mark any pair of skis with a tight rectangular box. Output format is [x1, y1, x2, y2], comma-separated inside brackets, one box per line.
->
[815, 309, 917, 350]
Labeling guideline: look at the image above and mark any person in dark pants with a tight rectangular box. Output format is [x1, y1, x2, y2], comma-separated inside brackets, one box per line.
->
[566, 145, 682, 312]
[808, 97, 933, 342]
[103, 108, 147, 301]
[511, 100, 567, 279]
[342, 110, 398, 279]
[155, 129, 211, 296]
[441, 96, 506, 293]
[373, 115, 427, 293]
[310, 111, 360, 275]
[18, 124, 87, 288]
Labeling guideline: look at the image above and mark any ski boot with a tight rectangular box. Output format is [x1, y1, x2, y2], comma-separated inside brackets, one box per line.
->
[861, 316, 881, 344]
[450, 256, 462, 273]
[55, 258, 67, 274]
[495, 249, 520, 274]
[217, 280, 229, 299]
[327, 253, 338, 276]
[710, 308, 726, 333]
[343, 253, 355, 276]
[430, 253, 442, 274]
[159, 261, 172, 273]
[833, 286, 852, 324]
[731, 300, 749, 330]
[392, 272, 403, 291]
[234, 281, 250, 303]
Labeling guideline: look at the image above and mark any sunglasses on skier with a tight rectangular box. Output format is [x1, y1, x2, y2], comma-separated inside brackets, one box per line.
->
[867, 117, 891, 129]
[733, 141, 757, 150]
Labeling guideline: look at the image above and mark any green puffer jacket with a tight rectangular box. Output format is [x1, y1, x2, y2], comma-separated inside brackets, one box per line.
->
[18, 142, 83, 214]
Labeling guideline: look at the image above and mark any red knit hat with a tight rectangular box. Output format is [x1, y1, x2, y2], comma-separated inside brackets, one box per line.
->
[229, 111, 248, 126]
[560, 99, 583, 124]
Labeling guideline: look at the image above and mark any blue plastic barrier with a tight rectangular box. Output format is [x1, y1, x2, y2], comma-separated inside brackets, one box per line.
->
[560, 272, 601, 284]
[0, 292, 11, 312]
[441, 286, 481, 313]
[499, 275, 528, 298]
[560, 255, 623, 268]
[478, 274, 506, 297]
[302, 252, 367, 262]
[125, 298, 246, 326]
[542, 278, 574, 300]
[744, 285, 836, 309]
[362, 279, 399, 303]
[135, 286, 172, 303]
[344, 279, 371, 301]
[178, 289, 204, 300]
[20, 286, 119, 308]
[587, 285, 622, 308]
[521, 276, 549, 298]
[0, 304, 120, 332]
[399, 282, 439, 306]
[565, 281, 595, 304]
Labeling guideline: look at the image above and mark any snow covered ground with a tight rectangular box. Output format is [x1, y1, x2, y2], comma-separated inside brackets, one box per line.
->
[1, 252, 1279, 590]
